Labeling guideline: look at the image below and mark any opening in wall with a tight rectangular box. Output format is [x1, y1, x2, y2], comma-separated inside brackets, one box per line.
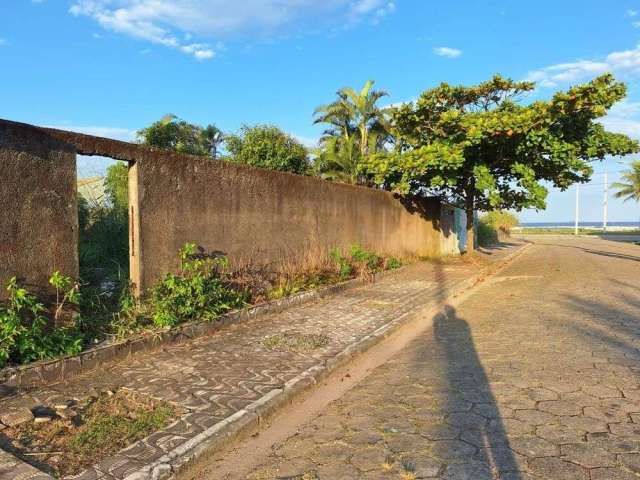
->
[76, 154, 131, 318]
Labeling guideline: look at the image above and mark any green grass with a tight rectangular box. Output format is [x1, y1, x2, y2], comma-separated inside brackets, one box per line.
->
[6, 389, 178, 478]
[69, 404, 174, 457]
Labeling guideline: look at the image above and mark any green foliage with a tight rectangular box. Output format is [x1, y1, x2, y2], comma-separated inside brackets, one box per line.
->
[329, 248, 354, 280]
[68, 393, 174, 459]
[314, 135, 362, 184]
[138, 114, 224, 158]
[360, 74, 639, 252]
[110, 282, 148, 339]
[349, 244, 382, 270]
[477, 222, 499, 246]
[613, 160, 640, 203]
[104, 162, 129, 213]
[267, 278, 306, 301]
[482, 211, 519, 234]
[314, 80, 391, 184]
[385, 257, 403, 270]
[49, 271, 81, 321]
[0, 275, 83, 368]
[225, 124, 310, 174]
[477, 211, 518, 246]
[149, 243, 247, 328]
[78, 198, 129, 286]
[329, 245, 392, 280]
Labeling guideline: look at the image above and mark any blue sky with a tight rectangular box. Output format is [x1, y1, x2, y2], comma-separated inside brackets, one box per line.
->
[2, 0, 640, 223]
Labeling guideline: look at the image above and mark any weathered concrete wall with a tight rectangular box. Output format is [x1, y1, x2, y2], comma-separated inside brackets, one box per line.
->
[1, 119, 455, 298]
[130, 157, 443, 292]
[0, 121, 78, 299]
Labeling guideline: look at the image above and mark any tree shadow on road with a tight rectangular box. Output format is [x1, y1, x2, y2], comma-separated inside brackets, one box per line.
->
[430, 305, 522, 479]
[533, 241, 640, 263]
[562, 291, 640, 363]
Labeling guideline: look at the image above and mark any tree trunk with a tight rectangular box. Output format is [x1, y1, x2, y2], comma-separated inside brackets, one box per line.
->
[465, 203, 475, 255]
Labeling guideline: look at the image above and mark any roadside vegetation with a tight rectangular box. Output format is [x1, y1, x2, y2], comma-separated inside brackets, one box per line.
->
[2, 389, 178, 478]
[478, 211, 519, 246]
[0, 242, 405, 368]
[613, 160, 640, 203]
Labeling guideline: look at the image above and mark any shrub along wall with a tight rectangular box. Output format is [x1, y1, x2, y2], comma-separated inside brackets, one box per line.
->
[0, 119, 455, 299]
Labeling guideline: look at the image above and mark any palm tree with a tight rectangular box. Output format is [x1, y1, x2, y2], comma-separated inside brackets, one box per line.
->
[200, 124, 224, 159]
[316, 136, 361, 184]
[613, 161, 640, 203]
[314, 80, 389, 157]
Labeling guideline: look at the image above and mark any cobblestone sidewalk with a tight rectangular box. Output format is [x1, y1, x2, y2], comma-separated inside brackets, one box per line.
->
[0, 244, 522, 480]
[245, 237, 640, 480]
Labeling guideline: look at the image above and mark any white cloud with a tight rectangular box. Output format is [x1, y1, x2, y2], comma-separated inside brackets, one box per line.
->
[599, 101, 640, 139]
[293, 135, 319, 149]
[180, 43, 215, 60]
[433, 46, 462, 58]
[628, 9, 638, 17]
[69, 0, 397, 59]
[349, 0, 396, 24]
[0, 38, 6, 47]
[525, 46, 640, 87]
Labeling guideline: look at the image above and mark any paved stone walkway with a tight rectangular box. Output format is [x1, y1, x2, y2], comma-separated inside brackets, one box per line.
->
[245, 237, 640, 480]
[0, 245, 518, 480]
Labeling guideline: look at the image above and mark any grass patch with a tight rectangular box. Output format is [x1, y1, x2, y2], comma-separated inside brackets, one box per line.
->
[1, 389, 179, 478]
[261, 331, 330, 352]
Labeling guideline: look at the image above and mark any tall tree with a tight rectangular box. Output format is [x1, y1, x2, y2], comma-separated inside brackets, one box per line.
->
[613, 160, 640, 203]
[138, 114, 223, 158]
[225, 124, 309, 174]
[315, 136, 361, 184]
[361, 74, 639, 253]
[314, 80, 390, 182]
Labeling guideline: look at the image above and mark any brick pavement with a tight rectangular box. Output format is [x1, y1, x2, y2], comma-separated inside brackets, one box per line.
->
[0, 244, 519, 480]
[245, 237, 640, 480]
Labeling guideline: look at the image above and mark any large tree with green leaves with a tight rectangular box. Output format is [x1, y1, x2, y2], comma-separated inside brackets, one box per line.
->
[138, 114, 224, 158]
[613, 161, 640, 203]
[361, 74, 639, 253]
[225, 124, 309, 174]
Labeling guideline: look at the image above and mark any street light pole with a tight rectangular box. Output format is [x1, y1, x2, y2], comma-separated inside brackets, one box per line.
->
[603, 172, 608, 233]
[575, 184, 580, 235]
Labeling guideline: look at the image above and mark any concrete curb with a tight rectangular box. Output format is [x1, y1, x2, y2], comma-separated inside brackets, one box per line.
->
[0, 262, 410, 389]
[123, 243, 532, 480]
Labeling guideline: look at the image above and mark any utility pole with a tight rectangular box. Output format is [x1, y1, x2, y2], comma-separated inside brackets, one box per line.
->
[603, 172, 608, 233]
[575, 184, 580, 235]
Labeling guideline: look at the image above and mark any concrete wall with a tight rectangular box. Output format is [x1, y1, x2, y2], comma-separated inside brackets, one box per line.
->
[1, 119, 458, 299]
[0, 121, 78, 300]
[130, 157, 443, 292]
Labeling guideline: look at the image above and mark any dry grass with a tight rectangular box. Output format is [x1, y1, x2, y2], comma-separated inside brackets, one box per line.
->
[261, 331, 330, 352]
[1, 389, 180, 477]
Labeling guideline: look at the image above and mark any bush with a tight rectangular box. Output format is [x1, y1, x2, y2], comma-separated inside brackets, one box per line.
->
[329, 248, 354, 281]
[478, 211, 519, 246]
[0, 275, 83, 368]
[225, 124, 310, 174]
[148, 243, 247, 328]
[329, 245, 396, 281]
[477, 221, 498, 246]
